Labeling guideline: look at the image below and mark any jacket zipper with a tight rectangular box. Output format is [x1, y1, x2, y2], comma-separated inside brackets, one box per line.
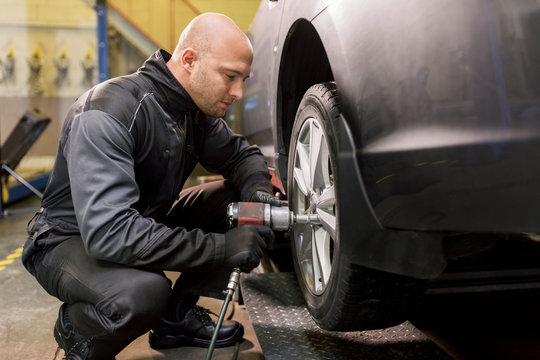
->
[169, 115, 187, 201]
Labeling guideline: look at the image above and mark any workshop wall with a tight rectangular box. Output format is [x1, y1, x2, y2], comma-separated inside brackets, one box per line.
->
[0, 0, 260, 158]
[109, 0, 260, 52]
[0, 0, 97, 156]
[0, 0, 97, 98]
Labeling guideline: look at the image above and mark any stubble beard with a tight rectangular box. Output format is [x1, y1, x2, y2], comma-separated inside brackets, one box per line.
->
[190, 68, 226, 118]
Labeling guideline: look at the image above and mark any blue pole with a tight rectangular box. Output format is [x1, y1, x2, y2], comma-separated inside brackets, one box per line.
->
[97, 1, 109, 83]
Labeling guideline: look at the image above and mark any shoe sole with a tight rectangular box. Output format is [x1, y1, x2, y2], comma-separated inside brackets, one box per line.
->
[149, 326, 244, 349]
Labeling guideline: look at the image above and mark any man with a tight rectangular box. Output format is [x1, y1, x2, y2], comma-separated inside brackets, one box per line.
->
[22, 13, 280, 359]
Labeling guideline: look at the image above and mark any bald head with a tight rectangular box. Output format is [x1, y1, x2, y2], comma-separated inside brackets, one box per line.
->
[173, 12, 252, 60]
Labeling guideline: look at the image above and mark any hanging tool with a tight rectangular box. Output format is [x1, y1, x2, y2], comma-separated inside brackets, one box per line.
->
[205, 202, 320, 359]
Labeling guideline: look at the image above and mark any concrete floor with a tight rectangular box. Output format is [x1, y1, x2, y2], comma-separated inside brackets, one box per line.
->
[0, 196, 263, 360]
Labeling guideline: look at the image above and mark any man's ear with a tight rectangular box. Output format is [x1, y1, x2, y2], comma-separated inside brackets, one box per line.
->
[181, 48, 197, 72]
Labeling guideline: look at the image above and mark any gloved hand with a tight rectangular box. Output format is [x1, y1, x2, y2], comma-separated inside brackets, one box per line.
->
[249, 190, 282, 207]
[224, 224, 274, 272]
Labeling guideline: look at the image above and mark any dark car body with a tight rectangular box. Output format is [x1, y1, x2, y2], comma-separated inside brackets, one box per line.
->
[239, 0, 540, 330]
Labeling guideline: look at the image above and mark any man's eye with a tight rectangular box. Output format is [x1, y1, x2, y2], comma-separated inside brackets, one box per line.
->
[225, 74, 235, 80]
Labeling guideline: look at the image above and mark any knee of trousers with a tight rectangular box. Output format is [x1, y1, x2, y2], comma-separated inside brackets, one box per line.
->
[100, 272, 171, 333]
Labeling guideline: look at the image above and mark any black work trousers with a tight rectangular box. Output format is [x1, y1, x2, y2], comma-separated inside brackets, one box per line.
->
[26, 179, 237, 359]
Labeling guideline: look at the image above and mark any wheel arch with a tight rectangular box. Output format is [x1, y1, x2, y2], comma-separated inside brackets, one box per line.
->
[276, 19, 334, 191]
[275, 19, 447, 281]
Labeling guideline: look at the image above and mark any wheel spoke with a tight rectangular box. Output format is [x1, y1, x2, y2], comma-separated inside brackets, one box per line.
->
[299, 226, 316, 291]
[316, 185, 336, 239]
[299, 226, 312, 263]
[301, 259, 314, 292]
[309, 225, 323, 292]
[313, 226, 332, 289]
[318, 185, 335, 208]
[316, 207, 336, 240]
[293, 167, 309, 198]
[309, 121, 325, 190]
[297, 140, 312, 192]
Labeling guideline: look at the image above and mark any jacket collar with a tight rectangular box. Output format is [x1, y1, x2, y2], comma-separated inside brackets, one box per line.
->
[138, 49, 199, 115]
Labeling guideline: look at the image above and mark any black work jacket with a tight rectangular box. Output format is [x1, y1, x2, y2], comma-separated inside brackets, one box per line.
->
[22, 49, 271, 272]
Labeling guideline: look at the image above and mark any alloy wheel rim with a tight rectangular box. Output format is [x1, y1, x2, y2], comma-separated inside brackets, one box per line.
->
[291, 116, 336, 295]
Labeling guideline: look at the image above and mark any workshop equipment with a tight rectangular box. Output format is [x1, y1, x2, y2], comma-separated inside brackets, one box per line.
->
[1, 108, 50, 217]
[206, 202, 320, 359]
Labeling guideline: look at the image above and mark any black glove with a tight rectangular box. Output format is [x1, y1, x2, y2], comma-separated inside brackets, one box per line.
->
[224, 224, 274, 272]
[250, 190, 282, 207]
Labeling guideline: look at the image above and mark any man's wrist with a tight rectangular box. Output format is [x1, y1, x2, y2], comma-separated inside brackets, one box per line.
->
[249, 190, 282, 207]
[240, 172, 273, 201]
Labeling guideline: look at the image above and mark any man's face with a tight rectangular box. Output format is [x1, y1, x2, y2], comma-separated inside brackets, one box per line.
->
[188, 41, 252, 118]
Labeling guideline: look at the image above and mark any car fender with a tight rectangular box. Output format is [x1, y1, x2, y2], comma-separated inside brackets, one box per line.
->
[334, 112, 447, 279]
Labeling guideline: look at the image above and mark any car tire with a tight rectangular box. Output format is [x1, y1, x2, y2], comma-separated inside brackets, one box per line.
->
[288, 82, 425, 331]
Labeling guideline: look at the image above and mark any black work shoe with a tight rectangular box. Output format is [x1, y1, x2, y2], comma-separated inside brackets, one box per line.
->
[149, 305, 244, 349]
[54, 304, 93, 360]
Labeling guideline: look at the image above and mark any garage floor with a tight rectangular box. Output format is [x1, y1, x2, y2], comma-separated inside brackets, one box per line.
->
[0, 195, 263, 360]
[1, 194, 451, 360]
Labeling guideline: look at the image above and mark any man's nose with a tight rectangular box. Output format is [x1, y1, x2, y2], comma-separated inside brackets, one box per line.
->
[230, 81, 243, 100]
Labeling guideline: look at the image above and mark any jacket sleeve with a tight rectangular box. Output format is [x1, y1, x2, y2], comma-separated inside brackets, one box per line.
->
[66, 110, 226, 271]
[197, 116, 273, 200]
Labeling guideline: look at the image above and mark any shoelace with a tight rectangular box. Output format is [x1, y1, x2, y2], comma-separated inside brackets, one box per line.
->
[192, 305, 217, 327]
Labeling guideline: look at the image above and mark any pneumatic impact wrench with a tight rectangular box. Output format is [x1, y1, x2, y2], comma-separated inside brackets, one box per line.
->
[205, 201, 320, 359]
